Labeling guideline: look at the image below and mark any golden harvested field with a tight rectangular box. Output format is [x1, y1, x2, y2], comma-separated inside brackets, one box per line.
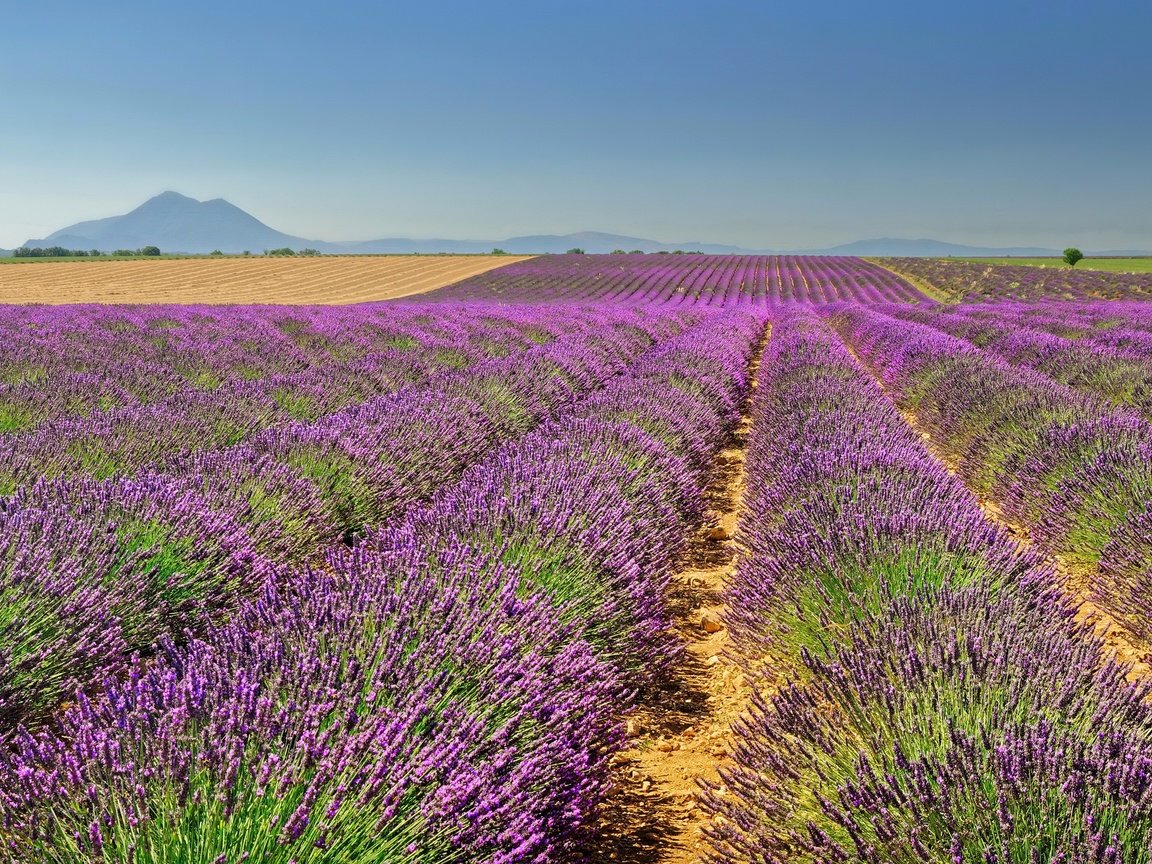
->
[0, 255, 532, 305]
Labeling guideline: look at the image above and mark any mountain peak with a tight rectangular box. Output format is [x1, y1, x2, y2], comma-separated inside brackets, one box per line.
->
[143, 190, 200, 205]
[127, 191, 205, 219]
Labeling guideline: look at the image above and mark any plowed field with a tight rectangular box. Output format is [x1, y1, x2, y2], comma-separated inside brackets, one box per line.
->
[0, 255, 531, 304]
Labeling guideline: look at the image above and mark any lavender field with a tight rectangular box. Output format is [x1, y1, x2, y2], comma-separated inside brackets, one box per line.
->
[3, 255, 1152, 863]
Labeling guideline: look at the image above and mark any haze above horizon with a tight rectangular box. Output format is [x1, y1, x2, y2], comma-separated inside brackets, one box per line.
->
[2, 1, 1149, 251]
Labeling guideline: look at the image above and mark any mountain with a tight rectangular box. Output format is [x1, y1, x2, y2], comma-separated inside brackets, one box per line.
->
[329, 232, 756, 255]
[495, 231, 753, 255]
[15, 193, 1152, 257]
[24, 192, 312, 254]
[20, 193, 768, 255]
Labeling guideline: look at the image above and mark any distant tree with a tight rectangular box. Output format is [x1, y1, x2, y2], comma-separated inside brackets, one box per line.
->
[491, 248, 507, 255]
[566, 247, 586, 255]
[15, 246, 93, 257]
[242, 251, 251, 257]
[298, 248, 321, 256]
[139, 246, 161, 257]
[611, 249, 627, 255]
[266, 248, 297, 257]
[90, 249, 103, 257]
[629, 249, 645, 255]
[209, 250, 224, 257]
[112, 249, 135, 257]
[1063, 247, 1084, 267]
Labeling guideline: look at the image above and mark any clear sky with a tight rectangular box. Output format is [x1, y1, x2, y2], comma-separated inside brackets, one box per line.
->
[2, 0, 1149, 250]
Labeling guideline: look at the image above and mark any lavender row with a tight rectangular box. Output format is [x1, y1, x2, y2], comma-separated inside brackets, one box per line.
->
[0, 303, 486, 437]
[0, 306, 686, 725]
[878, 257, 1152, 303]
[364, 310, 763, 684]
[706, 309, 1152, 861]
[0, 311, 765, 863]
[945, 300, 1152, 357]
[884, 302, 1152, 419]
[0, 303, 610, 486]
[426, 254, 926, 306]
[722, 308, 1042, 670]
[831, 305, 1152, 643]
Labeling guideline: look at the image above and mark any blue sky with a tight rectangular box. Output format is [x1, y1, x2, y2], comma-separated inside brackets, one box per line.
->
[2, 1, 1149, 249]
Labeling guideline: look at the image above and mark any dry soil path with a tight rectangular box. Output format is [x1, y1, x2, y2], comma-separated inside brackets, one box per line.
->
[586, 325, 767, 863]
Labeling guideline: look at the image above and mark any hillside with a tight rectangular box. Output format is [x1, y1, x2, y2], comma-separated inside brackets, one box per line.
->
[25, 192, 309, 254]
[17, 193, 1152, 257]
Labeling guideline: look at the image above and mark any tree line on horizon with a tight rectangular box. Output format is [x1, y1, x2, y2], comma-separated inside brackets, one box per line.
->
[12, 246, 162, 258]
[7, 247, 332, 259]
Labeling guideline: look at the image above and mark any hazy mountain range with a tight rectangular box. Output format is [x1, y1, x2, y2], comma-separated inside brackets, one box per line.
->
[8, 192, 1150, 257]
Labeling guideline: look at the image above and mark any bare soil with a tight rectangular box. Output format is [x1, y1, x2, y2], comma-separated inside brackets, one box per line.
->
[0, 255, 530, 305]
[584, 326, 767, 863]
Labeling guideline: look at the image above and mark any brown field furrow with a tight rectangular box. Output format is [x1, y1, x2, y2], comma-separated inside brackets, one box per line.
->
[0, 256, 531, 305]
[198, 259, 492, 303]
[294, 267, 452, 297]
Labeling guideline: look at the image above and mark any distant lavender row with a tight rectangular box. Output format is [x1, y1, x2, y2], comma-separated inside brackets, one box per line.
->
[832, 306, 1152, 643]
[2, 304, 676, 494]
[426, 254, 926, 306]
[879, 257, 1152, 303]
[0, 304, 687, 725]
[0, 303, 473, 438]
[949, 300, 1152, 356]
[707, 309, 1152, 861]
[0, 311, 765, 863]
[886, 302, 1152, 419]
[0, 303, 612, 482]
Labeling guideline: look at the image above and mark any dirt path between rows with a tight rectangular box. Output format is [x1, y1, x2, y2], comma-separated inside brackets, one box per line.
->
[584, 325, 767, 863]
[864, 258, 956, 304]
[839, 336, 1152, 682]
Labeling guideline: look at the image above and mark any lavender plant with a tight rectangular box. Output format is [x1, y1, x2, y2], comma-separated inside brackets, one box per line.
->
[0, 304, 690, 730]
[887, 303, 1152, 418]
[724, 309, 1043, 673]
[878, 257, 1152, 303]
[428, 255, 925, 306]
[707, 307, 1152, 864]
[708, 586, 1152, 863]
[0, 309, 765, 861]
[830, 306, 1152, 640]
